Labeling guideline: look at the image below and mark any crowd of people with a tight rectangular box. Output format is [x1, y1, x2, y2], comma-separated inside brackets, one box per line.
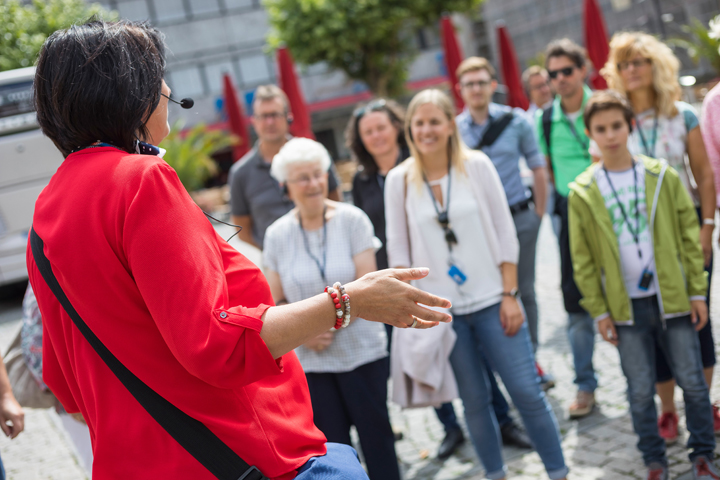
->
[4, 17, 720, 480]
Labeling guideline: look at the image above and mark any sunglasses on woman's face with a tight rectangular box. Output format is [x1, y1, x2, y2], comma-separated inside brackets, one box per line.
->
[547, 66, 576, 79]
[353, 99, 387, 119]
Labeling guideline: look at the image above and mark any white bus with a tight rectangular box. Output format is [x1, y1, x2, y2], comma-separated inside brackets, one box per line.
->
[0, 67, 64, 287]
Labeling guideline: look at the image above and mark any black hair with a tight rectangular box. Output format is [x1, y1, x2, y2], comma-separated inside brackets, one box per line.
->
[344, 99, 407, 177]
[545, 38, 587, 69]
[34, 18, 166, 157]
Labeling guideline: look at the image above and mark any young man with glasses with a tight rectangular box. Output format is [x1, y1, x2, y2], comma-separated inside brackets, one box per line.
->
[229, 84, 341, 249]
[536, 39, 596, 419]
[454, 56, 549, 450]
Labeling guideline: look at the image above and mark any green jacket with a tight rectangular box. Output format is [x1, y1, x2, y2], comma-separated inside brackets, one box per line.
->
[568, 156, 706, 324]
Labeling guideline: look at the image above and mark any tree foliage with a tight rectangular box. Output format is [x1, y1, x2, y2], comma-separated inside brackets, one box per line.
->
[669, 15, 720, 77]
[264, 0, 482, 97]
[0, 0, 117, 72]
[160, 122, 239, 192]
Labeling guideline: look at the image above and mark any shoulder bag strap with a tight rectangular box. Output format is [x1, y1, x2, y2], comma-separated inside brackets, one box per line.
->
[542, 105, 553, 166]
[476, 112, 514, 149]
[30, 228, 266, 480]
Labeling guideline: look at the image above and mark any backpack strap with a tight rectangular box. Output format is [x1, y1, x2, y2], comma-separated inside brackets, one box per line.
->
[30, 228, 267, 480]
[542, 104, 554, 173]
[476, 112, 514, 149]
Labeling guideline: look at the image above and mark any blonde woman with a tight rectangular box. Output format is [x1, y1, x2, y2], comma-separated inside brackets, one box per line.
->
[600, 32, 718, 443]
[385, 89, 567, 480]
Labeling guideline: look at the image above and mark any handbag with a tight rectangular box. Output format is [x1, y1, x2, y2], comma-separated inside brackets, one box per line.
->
[4, 325, 57, 409]
[30, 227, 267, 480]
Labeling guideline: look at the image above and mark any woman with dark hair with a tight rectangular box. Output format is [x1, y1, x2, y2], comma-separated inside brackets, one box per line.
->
[28, 19, 450, 480]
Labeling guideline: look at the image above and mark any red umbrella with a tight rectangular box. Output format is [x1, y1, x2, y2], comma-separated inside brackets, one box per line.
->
[223, 73, 251, 162]
[497, 24, 529, 110]
[441, 15, 465, 112]
[276, 46, 315, 140]
[584, 0, 609, 89]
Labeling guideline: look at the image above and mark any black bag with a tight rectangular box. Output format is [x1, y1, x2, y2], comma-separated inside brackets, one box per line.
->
[475, 112, 515, 149]
[30, 228, 266, 480]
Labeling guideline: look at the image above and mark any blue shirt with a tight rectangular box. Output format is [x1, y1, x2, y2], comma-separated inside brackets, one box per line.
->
[456, 103, 546, 206]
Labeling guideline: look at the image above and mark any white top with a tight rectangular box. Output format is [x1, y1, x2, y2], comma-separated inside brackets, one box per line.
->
[385, 151, 518, 315]
[263, 202, 387, 373]
[416, 172, 503, 314]
[595, 162, 657, 299]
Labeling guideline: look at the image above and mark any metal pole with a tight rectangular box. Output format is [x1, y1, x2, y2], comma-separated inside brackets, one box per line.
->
[651, 0, 667, 38]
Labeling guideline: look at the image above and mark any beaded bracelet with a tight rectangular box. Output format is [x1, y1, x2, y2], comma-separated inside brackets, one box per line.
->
[325, 286, 344, 329]
[333, 282, 351, 328]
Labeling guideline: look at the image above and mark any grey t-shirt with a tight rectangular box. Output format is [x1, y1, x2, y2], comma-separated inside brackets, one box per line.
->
[228, 142, 340, 248]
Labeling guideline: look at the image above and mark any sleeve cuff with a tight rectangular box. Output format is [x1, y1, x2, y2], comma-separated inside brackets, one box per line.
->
[689, 296, 707, 302]
[594, 313, 611, 324]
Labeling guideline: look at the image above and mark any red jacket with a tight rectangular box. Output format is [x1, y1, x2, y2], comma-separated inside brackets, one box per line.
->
[27, 147, 326, 479]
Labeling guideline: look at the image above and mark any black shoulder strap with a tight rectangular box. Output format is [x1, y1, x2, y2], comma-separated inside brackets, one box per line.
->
[542, 105, 553, 163]
[30, 228, 266, 480]
[476, 112, 514, 149]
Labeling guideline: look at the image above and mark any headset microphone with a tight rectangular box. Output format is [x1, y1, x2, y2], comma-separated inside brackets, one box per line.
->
[162, 93, 194, 109]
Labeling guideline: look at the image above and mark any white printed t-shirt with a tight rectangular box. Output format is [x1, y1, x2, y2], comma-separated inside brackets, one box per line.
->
[595, 161, 657, 299]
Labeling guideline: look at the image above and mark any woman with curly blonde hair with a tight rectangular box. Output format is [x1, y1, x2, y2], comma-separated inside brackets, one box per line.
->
[601, 31, 719, 443]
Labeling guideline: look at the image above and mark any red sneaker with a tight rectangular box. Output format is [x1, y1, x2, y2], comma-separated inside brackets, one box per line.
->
[713, 404, 720, 435]
[657, 412, 678, 444]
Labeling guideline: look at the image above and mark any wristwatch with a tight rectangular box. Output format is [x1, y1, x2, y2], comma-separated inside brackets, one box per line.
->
[502, 288, 520, 298]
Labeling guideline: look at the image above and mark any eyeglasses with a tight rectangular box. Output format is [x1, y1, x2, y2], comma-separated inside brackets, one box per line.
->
[353, 99, 387, 119]
[254, 111, 286, 121]
[617, 58, 651, 71]
[461, 80, 492, 89]
[548, 66, 576, 79]
[529, 80, 550, 91]
[287, 170, 326, 186]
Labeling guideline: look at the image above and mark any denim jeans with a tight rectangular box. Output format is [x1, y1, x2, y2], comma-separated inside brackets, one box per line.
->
[514, 208, 542, 352]
[616, 296, 715, 466]
[295, 443, 369, 480]
[568, 311, 598, 392]
[450, 302, 567, 480]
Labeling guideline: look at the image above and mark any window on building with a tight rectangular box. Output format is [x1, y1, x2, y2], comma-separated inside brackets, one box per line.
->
[204, 60, 237, 94]
[115, 0, 151, 21]
[238, 54, 272, 86]
[314, 129, 339, 161]
[224, 0, 257, 9]
[168, 66, 206, 98]
[153, 0, 189, 23]
[187, 0, 221, 16]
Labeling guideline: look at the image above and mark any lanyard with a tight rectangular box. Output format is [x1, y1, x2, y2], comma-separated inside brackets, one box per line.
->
[635, 113, 659, 158]
[603, 161, 643, 259]
[298, 205, 328, 284]
[562, 109, 589, 157]
[423, 157, 455, 252]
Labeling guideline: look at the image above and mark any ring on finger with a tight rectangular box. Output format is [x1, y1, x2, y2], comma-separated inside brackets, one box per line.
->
[410, 317, 418, 328]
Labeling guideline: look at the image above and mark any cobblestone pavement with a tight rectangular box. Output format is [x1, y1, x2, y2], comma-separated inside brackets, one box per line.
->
[2, 217, 720, 479]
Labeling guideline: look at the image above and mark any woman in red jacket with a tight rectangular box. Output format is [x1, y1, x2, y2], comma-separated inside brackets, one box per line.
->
[27, 19, 450, 480]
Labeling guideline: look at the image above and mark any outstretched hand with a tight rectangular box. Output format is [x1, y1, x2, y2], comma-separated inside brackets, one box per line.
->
[347, 268, 452, 329]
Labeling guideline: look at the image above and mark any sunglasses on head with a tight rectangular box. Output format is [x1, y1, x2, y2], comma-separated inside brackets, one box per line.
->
[353, 99, 387, 119]
[547, 66, 576, 79]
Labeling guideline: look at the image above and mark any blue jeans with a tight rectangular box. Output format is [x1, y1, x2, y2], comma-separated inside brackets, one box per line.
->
[450, 302, 567, 480]
[616, 296, 715, 466]
[296, 443, 369, 479]
[568, 311, 598, 392]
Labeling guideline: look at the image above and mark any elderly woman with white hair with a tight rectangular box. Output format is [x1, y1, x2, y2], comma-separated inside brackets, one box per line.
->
[263, 137, 401, 480]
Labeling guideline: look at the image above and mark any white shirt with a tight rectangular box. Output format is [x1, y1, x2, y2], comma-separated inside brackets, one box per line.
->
[414, 171, 503, 314]
[263, 203, 387, 373]
[595, 162, 657, 299]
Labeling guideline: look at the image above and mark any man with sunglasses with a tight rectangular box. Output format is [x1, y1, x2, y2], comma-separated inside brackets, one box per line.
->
[536, 38, 597, 419]
[454, 56, 548, 450]
[229, 84, 341, 249]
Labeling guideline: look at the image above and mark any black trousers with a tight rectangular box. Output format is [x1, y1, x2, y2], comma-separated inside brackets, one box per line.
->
[305, 357, 400, 480]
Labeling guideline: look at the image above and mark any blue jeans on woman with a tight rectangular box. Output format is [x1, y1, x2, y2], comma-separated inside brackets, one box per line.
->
[616, 295, 715, 466]
[450, 302, 567, 480]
